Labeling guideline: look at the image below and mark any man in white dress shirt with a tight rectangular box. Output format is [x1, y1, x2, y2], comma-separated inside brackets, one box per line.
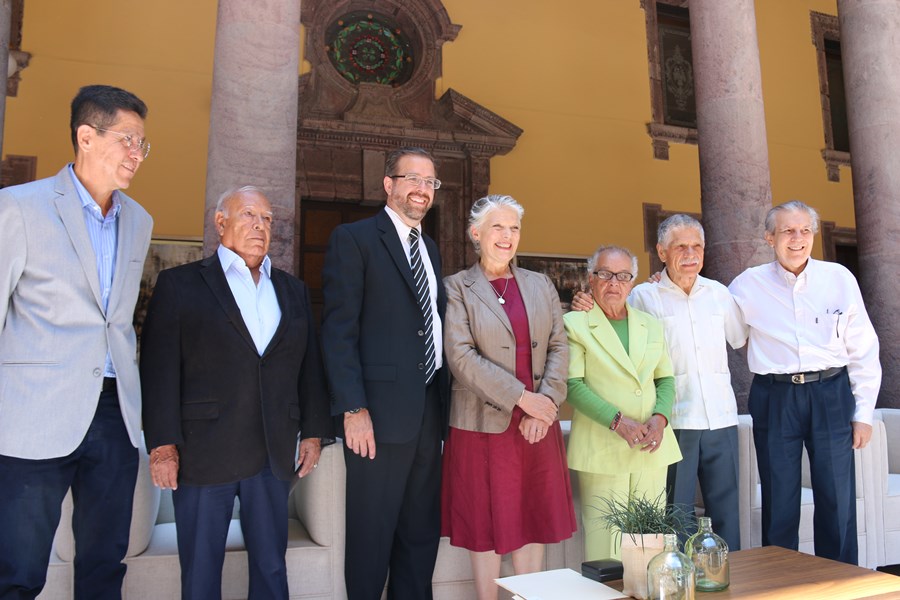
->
[729, 200, 881, 565]
[629, 214, 746, 550]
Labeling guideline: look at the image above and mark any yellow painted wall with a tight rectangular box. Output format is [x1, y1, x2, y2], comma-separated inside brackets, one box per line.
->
[3, 0, 851, 270]
[4, 0, 217, 239]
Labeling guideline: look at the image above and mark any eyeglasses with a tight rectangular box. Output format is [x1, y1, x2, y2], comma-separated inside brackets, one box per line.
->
[592, 270, 635, 282]
[92, 126, 151, 159]
[389, 174, 441, 190]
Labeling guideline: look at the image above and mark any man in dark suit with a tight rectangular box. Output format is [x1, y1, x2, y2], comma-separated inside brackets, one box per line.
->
[322, 147, 449, 599]
[140, 186, 332, 599]
[0, 85, 152, 599]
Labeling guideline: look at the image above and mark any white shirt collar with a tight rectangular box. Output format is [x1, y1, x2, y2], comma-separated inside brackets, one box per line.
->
[384, 204, 421, 240]
[217, 244, 272, 279]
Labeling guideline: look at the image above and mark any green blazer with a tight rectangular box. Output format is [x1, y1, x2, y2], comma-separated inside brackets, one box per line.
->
[564, 304, 681, 474]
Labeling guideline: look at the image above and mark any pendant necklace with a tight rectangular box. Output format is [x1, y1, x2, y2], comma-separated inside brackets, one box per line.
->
[491, 275, 511, 305]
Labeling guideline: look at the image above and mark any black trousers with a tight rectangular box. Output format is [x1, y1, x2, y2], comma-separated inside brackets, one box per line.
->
[343, 382, 442, 600]
[749, 368, 858, 565]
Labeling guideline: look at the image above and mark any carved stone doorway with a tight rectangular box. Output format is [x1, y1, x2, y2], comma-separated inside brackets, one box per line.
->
[296, 0, 522, 281]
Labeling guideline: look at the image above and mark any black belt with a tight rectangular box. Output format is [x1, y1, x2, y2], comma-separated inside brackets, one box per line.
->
[771, 366, 844, 385]
[102, 377, 117, 392]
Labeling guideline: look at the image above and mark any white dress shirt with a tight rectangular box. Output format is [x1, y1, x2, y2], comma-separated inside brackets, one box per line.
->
[630, 271, 747, 430]
[217, 245, 282, 356]
[383, 205, 443, 370]
[729, 259, 881, 424]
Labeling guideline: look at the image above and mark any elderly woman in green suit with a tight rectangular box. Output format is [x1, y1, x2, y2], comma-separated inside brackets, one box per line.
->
[563, 245, 681, 561]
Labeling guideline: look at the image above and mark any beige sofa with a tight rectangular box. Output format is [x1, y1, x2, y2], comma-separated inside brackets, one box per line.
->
[872, 409, 900, 567]
[39, 436, 585, 600]
[40, 413, 892, 598]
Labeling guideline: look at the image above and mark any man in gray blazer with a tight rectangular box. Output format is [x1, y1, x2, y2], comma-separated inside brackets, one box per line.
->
[0, 85, 153, 599]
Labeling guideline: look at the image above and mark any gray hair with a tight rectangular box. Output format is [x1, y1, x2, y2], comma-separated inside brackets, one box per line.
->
[467, 194, 525, 254]
[765, 200, 820, 234]
[215, 185, 267, 216]
[657, 214, 705, 247]
[588, 245, 639, 280]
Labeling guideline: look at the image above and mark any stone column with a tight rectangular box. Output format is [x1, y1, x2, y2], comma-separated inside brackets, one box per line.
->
[204, 0, 301, 273]
[838, 0, 900, 407]
[0, 0, 12, 159]
[689, 0, 773, 407]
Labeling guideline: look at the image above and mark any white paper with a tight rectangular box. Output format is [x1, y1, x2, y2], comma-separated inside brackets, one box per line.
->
[496, 568, 628, 600]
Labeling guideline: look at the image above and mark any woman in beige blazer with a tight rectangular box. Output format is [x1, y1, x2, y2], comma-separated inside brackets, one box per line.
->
[563, 245, 681, 562]
[442, 195, 576, 600]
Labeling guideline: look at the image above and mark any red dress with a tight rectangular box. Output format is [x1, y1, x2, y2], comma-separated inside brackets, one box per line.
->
[441, 277, 577, 554]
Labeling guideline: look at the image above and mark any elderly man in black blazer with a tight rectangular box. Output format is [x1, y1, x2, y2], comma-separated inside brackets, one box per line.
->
[140, 186, 332, 600]
[322, 147, 449, 599]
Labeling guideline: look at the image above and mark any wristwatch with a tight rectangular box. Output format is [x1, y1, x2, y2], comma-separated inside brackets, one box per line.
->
[346, 408, 363, 414]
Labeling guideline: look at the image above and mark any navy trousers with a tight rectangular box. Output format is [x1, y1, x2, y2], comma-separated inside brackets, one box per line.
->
[749, 368, 858, 564]
[172, 463, 292, 600]
[0, 388, 138, 600]
[343, 382, 442, 600]
[667, 426, 741, 550]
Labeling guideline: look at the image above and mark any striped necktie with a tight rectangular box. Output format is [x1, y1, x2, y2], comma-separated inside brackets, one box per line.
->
[408, 228, 436, 384]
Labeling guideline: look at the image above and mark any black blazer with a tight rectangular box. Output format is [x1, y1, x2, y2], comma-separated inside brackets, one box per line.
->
[321, 209, 449, 443]
[140, 254, 333, 486]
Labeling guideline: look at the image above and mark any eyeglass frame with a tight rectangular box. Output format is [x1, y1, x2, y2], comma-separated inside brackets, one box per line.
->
[388, 173, 442, 190]
[591, 269, 635, 282]
[91, 125, 151, 159]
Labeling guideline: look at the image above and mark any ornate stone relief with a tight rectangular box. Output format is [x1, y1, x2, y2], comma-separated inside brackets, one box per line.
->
[297, 0, 522, 276]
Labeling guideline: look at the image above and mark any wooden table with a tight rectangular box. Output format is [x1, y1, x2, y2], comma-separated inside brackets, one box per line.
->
[606, 546, 900, 599]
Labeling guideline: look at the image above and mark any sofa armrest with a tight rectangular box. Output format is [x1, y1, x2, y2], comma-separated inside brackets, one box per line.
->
[292, 442, 345, 548]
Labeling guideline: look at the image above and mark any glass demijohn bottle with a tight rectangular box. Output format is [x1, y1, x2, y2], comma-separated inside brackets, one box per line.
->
[647, 533, 695, 600]
[685, 516, 730, 591]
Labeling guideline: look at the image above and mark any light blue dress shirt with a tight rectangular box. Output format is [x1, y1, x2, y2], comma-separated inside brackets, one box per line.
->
[69, 164, 120, 378]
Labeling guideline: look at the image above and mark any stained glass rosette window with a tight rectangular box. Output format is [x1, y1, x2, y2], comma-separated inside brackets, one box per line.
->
[325, 12, 414, 86]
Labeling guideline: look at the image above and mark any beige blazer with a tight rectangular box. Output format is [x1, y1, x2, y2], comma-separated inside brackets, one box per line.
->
[443, 263, 568, 433]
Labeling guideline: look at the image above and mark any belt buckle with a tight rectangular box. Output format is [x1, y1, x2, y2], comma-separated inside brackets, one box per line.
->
[791, 373, 805, 384]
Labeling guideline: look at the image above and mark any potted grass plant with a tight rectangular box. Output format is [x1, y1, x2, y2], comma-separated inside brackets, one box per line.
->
[596, 492, 695, 599]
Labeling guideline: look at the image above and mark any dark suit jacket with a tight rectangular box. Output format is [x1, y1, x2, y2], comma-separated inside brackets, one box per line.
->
[321, 208, 449, 443]
[140, 253, 333, 486]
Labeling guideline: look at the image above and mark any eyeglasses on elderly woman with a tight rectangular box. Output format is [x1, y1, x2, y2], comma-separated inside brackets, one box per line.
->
[592, 269, 635, 282]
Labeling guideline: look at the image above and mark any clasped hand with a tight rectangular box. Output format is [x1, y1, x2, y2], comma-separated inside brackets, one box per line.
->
[518, 390, 556, 444]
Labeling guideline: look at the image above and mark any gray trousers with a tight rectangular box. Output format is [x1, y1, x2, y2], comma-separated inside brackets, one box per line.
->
[667, 425, 741, 550]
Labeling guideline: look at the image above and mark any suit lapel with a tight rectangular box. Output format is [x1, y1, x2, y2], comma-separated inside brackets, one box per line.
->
[377, 210, 418, 298]
[262, 269, 290, 357]
[627, 306, 649, 371]
[199, 254, 258, 354]
[463, 263, 513, 335]
[52, 170, 103, 311]
[588, 305, 639, 380]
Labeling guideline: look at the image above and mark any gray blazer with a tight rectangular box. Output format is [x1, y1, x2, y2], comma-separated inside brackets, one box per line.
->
[443, 263, 568, 434]
[0, 166, 153, 459]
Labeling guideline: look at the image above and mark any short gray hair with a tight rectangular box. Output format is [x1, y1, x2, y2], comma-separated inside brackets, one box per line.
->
[765, 200, 820, 234]
[657, 214, 705, 247]
[467, 194, 525, 254]
[588, 245, 639, 280]
[215, 185, 267, 216]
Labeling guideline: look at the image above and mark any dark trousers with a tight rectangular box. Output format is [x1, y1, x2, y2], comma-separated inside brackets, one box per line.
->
[0, 388, 138, 600]
[667, 425, 741, 550]
[343, 382, 442, 600]
[749, 368, 858, 564]
[172, 463, 292, 600]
